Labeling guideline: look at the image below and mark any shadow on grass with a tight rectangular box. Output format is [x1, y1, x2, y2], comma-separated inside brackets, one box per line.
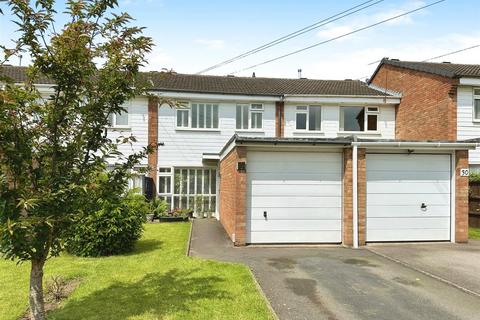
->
[50, 268, 231, 319]
[125, 239, 164, 256]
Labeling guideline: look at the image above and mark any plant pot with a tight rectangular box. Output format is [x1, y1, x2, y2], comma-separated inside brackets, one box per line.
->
[158, 216, 189, 222]
[146, 214, 155, 222]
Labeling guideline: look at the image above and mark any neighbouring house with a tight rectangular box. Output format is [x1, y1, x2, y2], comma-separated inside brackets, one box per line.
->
[1, 65, 476, 247]
[369, 58, 480, 171]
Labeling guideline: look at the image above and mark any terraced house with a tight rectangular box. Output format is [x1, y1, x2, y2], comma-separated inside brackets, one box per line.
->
[1, 64, 477, 248]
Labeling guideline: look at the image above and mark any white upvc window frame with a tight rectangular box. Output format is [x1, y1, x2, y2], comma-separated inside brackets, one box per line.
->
[295, 105, 322, 131]
[473, 88, 480, 121]
[108, 104, 130, 129]
[339, 106, 379, 133]
[175, 102, 220, 130]
[236, 103, 264, 131]
[158, 167, 174, 209]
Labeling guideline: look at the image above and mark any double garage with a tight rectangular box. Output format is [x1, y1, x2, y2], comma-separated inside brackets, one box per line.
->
[219, 137, 472, 246]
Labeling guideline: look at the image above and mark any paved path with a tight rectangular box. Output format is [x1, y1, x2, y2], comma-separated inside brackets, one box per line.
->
[190, 219, 480, 320]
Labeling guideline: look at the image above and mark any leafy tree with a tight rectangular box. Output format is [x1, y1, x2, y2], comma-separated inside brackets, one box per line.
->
[0, 1, 154, 319]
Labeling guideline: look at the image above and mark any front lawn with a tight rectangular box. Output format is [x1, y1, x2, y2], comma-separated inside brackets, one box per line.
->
[469, 227, 480, 240]
[0, 223, 273, 320]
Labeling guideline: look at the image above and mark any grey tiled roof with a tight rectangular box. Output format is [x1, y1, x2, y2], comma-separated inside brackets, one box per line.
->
[372, 58, 480, 80]
[1, 65, 390, 96]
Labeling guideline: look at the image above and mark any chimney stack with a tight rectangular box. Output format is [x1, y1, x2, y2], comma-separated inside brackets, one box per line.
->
[298, 69, 302, 79]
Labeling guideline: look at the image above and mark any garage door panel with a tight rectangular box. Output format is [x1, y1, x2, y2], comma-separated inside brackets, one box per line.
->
[366, 154, 450, 171]
[367, 229, 450, 242]
[247, 151, 342, 244]
[367, 217, 450, 229]
[367, 181, 450, 194]
[249, 207, 342, 220]
[249, 184, 342, 197]
[367, 205, 451, 217]
[366, 154, 451, 242]
[249, 231, 341, 244]
[367, 171, 450, 181]
[367, 193, 450, 206]
[251, 196, 341, 208]
[250, 219, 341, 232]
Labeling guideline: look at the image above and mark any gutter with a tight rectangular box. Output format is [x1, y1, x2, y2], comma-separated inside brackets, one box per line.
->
[351, 141, 478, 149]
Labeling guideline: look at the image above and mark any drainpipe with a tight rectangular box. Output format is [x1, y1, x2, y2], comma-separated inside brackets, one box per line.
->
[352, 144, 359, 249]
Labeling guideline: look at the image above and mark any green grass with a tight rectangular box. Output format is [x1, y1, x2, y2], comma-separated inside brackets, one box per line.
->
[469, 227, 480, 240]
[0, 223, 273, 320]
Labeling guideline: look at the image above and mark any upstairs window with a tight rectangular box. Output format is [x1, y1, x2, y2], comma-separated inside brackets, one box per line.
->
[340, 106, 378, 132]
[295, 106, 322, 131]
[236, 104, 264, 130]
[176, 103, 219, 129]
[474, 88, 480, 120]
[108, 107, 129, 127]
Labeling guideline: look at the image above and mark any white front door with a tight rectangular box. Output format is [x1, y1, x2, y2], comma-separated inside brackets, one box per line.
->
[247, 151, 342, 244]
[366, 154, 451, 242]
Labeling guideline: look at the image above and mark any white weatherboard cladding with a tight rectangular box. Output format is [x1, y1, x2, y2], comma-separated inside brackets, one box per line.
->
[457, 86, 480, 164]
[157, 102, 276, 167]
[106, 97, 149, 165]
[366, 154, 451, 242]
[247, 151, 342, 244]
[283, 104, 395, 139]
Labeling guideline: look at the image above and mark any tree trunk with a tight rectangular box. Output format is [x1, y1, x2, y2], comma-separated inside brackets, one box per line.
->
[29, 259, 46, 320]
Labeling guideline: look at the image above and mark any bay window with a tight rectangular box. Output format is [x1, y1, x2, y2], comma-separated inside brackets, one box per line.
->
[295, 106, 322, 131]
[474, 88, 480, 120]
[236, 104, 264, 130]
[340, 106, 378, 132]
[176, 102, 219, 129]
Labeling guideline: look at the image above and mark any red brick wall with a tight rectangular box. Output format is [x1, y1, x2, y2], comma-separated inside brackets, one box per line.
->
[147, 97, 159, 188]
[370, 64, 458, 141]
[342, 148, 353, 246]
[357, 149, 366, 246]
[275, 101, 285, 137]
[219, 146, 247, 245]
[456, 150, 469, 243]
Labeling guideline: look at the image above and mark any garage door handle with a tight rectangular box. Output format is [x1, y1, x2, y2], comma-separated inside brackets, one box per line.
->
[421, 203, 427, 210]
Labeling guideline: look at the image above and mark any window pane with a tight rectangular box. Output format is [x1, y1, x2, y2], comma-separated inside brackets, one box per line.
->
[296, 113, 307, 130]
[181, 169, 188, 194]
[210, 170, 216, 194]
[108, 113, 114, 126]
[189, 169, 195, 194]
[159, 167, 171, 173]
[236, 105, 242, 129]
[177, 110, 188, 127]
[367, 114, 377, 131]
[210, 196, 216, 213]
[196, 169, 203, 194]
[174, 169, 181, 193]
[251, 112, 262, 129]
[173, 196, 179, 209]
[474, 89, 480, 96]
[475, 99, 480, 119]
[251, 104, 263, 110]
[206, 104, 212, 128]
[191, 104, 198, 128]
[204, 169, 210, 194]
[341, 107, 364, 131]
[188, 196, 195, 211]
[116, 110, 128, 126]
[308, 106, 321, 131]
[198, 104, 205, 128]
[212, 104, 219, 128]
[242, 105, 248, 129]
[159, 176, 166, 193]
[181, 196, 188, 209]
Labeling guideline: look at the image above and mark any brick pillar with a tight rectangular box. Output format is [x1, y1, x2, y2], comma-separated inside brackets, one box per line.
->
[455, 150, 469, 243]
[357, 148, 367, 245]
[147, 97, 159, 189]
[234, 146, 247, 246]
[343, 148, 353, 246]
[275, 101, 285, 137]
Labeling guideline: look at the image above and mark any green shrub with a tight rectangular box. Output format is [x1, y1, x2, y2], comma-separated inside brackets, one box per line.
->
[66, 188, 149, 257]
[150, 197, 168, 218]
[470, 172, 480, 183]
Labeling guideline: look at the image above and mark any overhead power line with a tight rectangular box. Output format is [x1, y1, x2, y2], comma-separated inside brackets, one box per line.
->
[196, 0, 385, 74]
[229, 0, 446, 75]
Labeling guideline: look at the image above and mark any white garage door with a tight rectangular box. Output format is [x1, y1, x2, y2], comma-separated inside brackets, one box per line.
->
[247, 151, 342, 244]
[366, 154, 451, 242]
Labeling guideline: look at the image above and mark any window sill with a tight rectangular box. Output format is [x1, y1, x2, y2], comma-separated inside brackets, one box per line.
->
[338, 131, 382, 135]
[235, 129, 265, 133]
[175, 127, 221, 132]
[292, 130, 325, 134]
[107, 126, 131, 131]
[472, 119, 480, 123]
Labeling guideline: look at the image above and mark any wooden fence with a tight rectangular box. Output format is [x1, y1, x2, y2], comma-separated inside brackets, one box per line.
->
[469, 182, 480, 228]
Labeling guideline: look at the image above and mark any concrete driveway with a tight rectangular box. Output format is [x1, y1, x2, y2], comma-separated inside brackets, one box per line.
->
[189, 219, 480, 320]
